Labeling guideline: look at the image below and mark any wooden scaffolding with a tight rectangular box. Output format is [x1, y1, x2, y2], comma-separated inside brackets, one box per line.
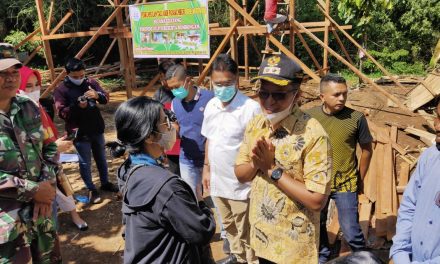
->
[20, 0, 409, 110]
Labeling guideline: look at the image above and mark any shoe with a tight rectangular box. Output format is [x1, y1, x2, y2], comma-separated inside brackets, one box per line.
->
[88, 189, 102, 204]
[216, 254, 238, 264]
[101, 182, 119, 193]
[74, 221, 88, 231]
[222, 238, 231, 254]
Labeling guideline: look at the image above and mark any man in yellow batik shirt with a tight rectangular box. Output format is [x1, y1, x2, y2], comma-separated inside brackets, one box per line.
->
[235, 54, 332, 264]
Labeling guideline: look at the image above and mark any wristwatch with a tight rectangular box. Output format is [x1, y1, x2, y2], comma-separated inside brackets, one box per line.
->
[270, 168, 283, 182]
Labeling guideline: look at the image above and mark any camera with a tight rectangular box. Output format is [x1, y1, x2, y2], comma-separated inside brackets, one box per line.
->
[77, 95, 96, 108]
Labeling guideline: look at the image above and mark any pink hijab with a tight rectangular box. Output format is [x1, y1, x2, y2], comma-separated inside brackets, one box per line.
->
[17, 65, 42, 93]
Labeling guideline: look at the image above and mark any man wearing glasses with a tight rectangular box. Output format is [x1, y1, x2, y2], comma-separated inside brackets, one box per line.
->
[235, 54, 332, 264]
[0, 43, 60, 262]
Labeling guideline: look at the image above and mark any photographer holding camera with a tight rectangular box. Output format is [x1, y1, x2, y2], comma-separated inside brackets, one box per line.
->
[54, 58, 118, 204]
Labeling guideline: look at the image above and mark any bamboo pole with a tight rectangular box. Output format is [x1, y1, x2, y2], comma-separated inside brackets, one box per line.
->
[293, 20, 406, 109]
[95, 38, 118, 74]
[197, 20, 241, 85]
[316, 4, 407, 91]
[35, 0, 56, 82]
[41, 0, 130, 98]
[226, 0, 320, 82]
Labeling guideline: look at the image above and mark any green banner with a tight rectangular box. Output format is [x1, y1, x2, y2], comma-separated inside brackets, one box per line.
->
[129, 0, 210, 58]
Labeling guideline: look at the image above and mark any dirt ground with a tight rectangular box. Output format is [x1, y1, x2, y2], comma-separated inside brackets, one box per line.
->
[56, 79, 427, 263]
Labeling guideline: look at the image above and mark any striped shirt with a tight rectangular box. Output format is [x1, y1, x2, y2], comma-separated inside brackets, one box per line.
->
[307, 106, 372, 193]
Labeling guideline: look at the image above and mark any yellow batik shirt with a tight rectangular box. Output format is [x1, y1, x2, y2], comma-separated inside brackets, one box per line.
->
[236, 105, 332, 264]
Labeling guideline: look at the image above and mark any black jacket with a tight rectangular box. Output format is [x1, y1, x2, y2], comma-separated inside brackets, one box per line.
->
[118, 160, 216, 264]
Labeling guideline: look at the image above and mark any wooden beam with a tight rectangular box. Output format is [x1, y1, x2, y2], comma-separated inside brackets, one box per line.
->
[15, 28, 40, 50]
[47, 0, 55, 31]
[229, 0, 238, 62]
[23, 46, 43, 66]
[293, 20, 406, 109]
[139, 73, 161, 97]
[331, 28, 355, 66]
[317, 4, 407, 91]
[41, 0, 130, 98]
[243, 0, 249, 79]
[289, 0, 295, 53]
[226, 0, 320, 82]
[197, 20, 240, 86]
[95, 38, 118, 74]
[292, 25, 323, 75]
[50, 9, 74, 35]
[115, 0, 133, 99]
[35, 0, 56, 82]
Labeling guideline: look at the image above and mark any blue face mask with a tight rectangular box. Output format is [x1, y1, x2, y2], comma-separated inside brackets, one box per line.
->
[213, 84, 237, 102]
[172, 81, 189, 99]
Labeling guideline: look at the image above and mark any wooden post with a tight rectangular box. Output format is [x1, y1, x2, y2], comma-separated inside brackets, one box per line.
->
[243, 0, 249, 79]
[226, 0, 320, 82]
[197, 20, 240, 85]
[198, 59, 204, 75]
[293, 20, 406, 109]
[289, 0, 295, 53]
[24, 46, 43, 66]
[35, 0, 56, 82]
[40, 0, 130, 98]
[323, 0, 330, 73]
[126, 37, 138, 94]
[229, 0, 239, 62]
[316, 4, 407, 91]
[115, 0, 132, 99]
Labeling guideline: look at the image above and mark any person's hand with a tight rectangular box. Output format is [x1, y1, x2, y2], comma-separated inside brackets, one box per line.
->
[202, 165, 211, 193]
[78, 100, 88, 109]
[55, 136, 74, 152]
[251, 136, 275, 173]
[33, 202, 53, 221]
[33, 181, 55, 205]
[84, 89, 99, 100]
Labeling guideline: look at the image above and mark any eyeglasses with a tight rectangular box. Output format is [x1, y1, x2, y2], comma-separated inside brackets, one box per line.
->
[158, 115, 171, 131]
[257, 89, 296, 101]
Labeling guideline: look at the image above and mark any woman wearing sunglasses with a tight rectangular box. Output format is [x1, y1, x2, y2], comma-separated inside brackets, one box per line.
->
[107, 96, 216, 264]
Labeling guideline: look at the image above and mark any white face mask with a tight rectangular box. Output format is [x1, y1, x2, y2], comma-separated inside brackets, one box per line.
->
[264, 92, 297, 125]
[157, 125, 177, 151]
[25, 90, 41, 103]
[68, 76, 85, 86]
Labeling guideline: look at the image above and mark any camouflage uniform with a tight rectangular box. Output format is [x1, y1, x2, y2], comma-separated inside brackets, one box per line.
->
[0, 95, 60, 264]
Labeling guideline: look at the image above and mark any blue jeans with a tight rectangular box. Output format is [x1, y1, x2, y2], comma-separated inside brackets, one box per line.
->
[74, 133, 109, 191]
[179, 161, 202, 197]
[319, 192, 366, 263]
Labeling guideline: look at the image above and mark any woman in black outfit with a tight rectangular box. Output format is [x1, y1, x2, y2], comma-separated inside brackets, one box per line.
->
[108, 96, 216, 264]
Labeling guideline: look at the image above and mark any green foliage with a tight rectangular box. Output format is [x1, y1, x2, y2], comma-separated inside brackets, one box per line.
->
[362, 48, 425, 75]
[4, 30, 42, 55]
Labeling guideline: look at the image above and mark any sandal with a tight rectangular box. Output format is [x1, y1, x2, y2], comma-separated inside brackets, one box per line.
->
[74, 221, 88, 231]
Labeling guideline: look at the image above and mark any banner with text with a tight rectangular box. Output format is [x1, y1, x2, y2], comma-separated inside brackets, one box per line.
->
[129, 0, 210, 58]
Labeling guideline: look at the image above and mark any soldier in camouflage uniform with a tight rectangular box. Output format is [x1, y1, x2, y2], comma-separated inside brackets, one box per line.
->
[0, 43, 61, 263]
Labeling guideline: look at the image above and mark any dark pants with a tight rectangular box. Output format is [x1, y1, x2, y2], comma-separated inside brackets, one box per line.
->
[74, 133, 109, 191]
[319, 192, 366, 264]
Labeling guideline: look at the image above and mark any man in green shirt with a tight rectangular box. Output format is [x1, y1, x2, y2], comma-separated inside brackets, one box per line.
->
[307, 74, 373, 263]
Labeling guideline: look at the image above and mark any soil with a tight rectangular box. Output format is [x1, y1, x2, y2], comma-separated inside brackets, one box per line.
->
[56, 78, 428, 263]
